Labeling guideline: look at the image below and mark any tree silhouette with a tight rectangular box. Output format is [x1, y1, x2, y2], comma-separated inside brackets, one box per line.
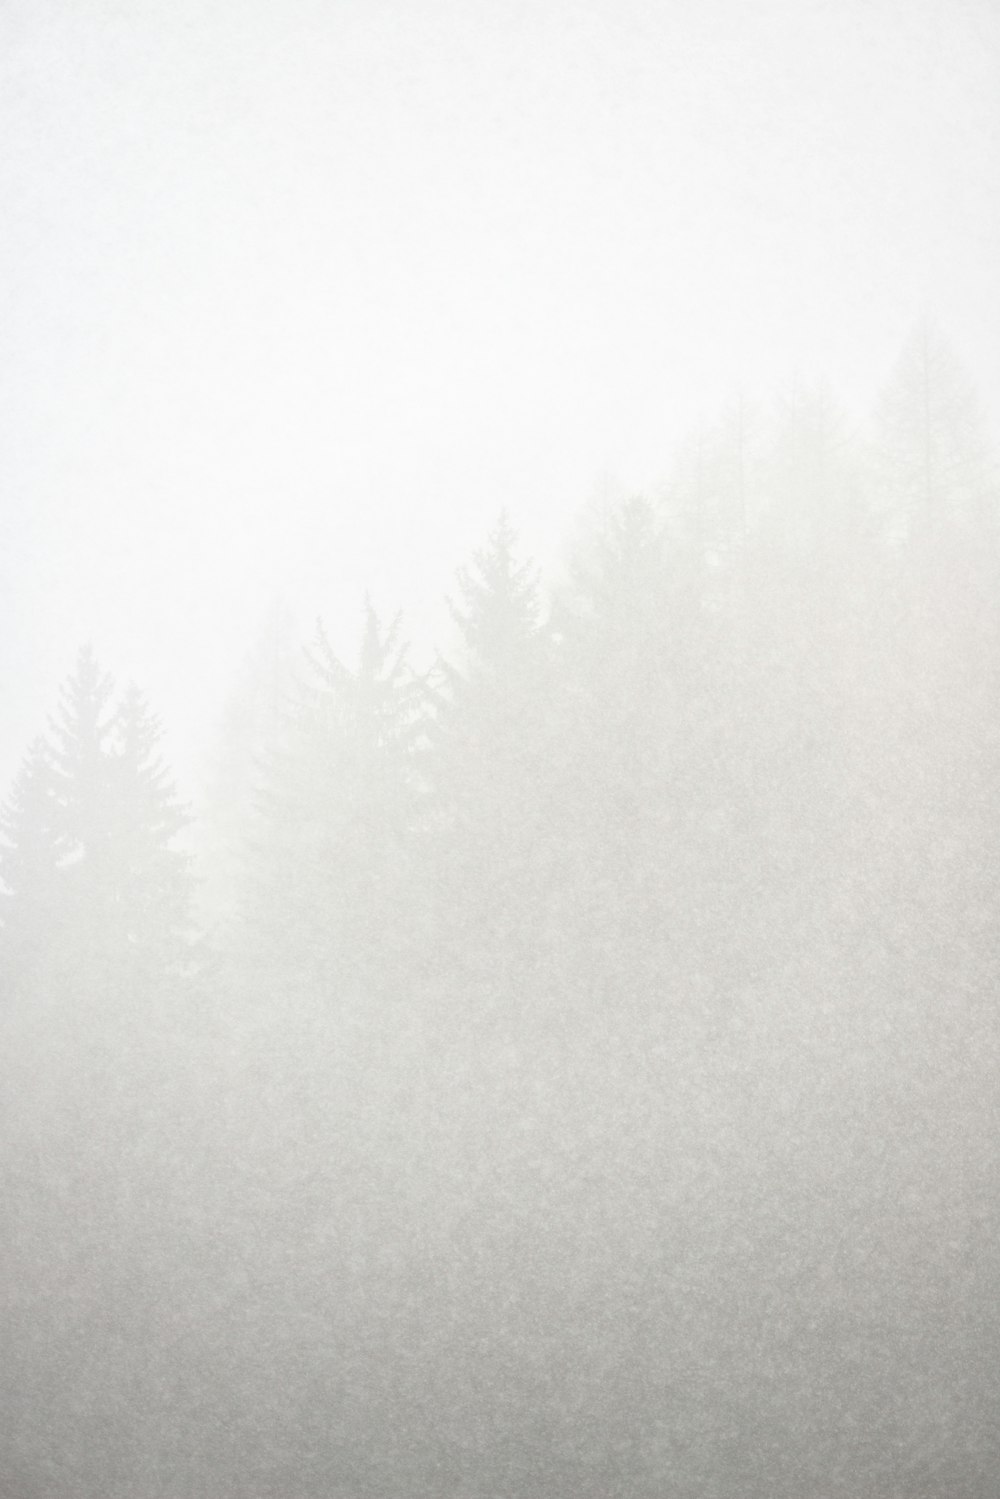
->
[241, 599, 426, 1001]
[0, 647, 193, 993]
[424, 513, 557, 995]
[107, 682, 193, 972]
[0, 737, 63, 990]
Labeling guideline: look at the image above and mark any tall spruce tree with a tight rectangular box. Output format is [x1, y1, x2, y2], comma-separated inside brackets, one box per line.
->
[0, 738, 64, 990]
[48, 642, 117, 873]
[665, 395, 759, 591]
[107, 683, 193, 969]
[425, 513, 557, 994]
[0, 647, 193, 993]
[551, 496, 717, 988]
[872, 321, 994, 540]
[861, 327, 1000, 975]
[736, 386, 868, 961]
[200, 597, 297, 932]
[240, 600, 425, 1002]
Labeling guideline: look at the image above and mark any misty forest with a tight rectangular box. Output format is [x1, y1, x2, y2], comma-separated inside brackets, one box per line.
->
[2, 327, 1000, 1497]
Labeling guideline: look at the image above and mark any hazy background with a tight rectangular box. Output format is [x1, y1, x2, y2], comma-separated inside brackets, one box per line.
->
[4, 7, 1000, 1492]
[2, 0, 999, 791]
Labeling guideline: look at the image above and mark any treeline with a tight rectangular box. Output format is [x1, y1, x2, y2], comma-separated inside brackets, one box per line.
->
[2, 324, 1000, 1497]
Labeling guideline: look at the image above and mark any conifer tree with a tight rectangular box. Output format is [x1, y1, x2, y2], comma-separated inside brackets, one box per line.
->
[425, 514, 557, 992]
[201, 598, 297, 931]
[756, 379, 866, 576]
[665, 395, 758, 584]
[552, 497, 685, 980]
[48, 643, 117, 874]
[861, 327, 1000, 970]
[242, 600, 425, 1001]
[107, 683, 193, 969]
[871, 320, 996, 546]
[0, 738, 64, 988]
[0, 647, 193, 992]
[430, 512, 549, 801]
[737, 386, 867, 947]
[446, 511, 544, 678]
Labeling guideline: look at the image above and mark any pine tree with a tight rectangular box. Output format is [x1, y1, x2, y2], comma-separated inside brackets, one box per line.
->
[758, 379, 863, 564]
[0, 738, 64, 988]
[424, 514, 557, 994]
[445, 510, 544, 682]
[430, 511, 549, 810]
[736, 389, 866, 966]
[860, 328, 1000, 974]
[0, 647, 194, 993]
[872, 320, 995, 545]
[666, 395, 759, 585]
[241, 600, 426, 1001]
[107, 683, 193, 969]
[48, 643, 117, 877]
[552, 498, 684, 980]
[200, 597, 297, 931]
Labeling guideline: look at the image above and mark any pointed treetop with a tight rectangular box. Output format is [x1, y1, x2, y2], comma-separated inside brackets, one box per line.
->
[0, 736, 64, 905]
[307, 598, 408, 696]
[112, 683, 190, 842]
[1, 651, 194, 970]
[565, 494, 667, 622]
[446, 511, 543, 674]
[49, 644, 116, 758]
[873, 320, 995, 525]
[300, 597, 423, 761]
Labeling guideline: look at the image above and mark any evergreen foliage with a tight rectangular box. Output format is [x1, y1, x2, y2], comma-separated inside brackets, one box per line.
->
[4, 327, 1000, 1499]
[199, 597, 297, 930]
[873, 318, 996, 542]
[0, 646, 193, 989]
[0, 737, 63, 984]
[424, 513, 560, 994]
[238, 598, 426, 999]
[107, 682, 193, 964]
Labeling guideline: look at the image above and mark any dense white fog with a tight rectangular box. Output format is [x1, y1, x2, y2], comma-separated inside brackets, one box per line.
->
[2, 0, 999, 790]
[2, 1, 1000, 1495]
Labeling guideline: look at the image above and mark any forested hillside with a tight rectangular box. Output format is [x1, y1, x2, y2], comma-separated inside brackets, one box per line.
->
[2, 328, 999, 1497]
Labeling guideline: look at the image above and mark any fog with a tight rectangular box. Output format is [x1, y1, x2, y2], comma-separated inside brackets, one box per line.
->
[2, 0, 999, 790]
[2, 1, 1000, 1494]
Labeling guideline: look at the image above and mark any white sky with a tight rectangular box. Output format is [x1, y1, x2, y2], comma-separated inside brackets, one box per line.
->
[1, 0, 999, 794]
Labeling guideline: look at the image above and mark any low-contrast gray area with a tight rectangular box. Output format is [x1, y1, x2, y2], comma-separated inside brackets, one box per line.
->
[2, 2, 999, 1495]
